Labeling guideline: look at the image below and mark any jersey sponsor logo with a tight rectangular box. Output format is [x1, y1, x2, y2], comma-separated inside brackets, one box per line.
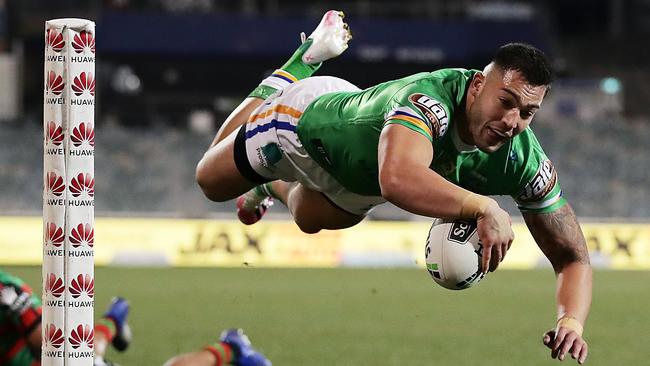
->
[518, 159, 558, 202]
[408, 93, 449, 138]
[256, 143, 282, 169]
[509, 150, 518, 161]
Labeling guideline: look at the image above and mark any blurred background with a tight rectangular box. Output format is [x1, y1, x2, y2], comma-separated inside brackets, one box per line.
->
[0, 0, 648, 218]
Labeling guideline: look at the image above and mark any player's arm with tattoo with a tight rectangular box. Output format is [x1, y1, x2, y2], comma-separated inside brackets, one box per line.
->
[523, 203, 591, 364]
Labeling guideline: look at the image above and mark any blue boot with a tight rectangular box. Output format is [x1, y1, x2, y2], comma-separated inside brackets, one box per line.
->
[103, 297, 132, 352]
[220, 329, 271, 366]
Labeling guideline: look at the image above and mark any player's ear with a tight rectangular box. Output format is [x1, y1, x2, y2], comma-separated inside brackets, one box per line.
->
[469, 72, 485, 97]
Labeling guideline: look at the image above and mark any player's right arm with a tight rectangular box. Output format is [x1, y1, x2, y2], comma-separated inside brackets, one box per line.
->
[377, 123, 514, 273]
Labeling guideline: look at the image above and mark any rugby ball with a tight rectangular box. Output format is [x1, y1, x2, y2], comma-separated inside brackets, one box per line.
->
[424, 219, 486, 290]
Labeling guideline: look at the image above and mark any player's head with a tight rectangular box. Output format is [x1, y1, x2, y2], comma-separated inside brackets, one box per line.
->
[464, 43, 553, 153]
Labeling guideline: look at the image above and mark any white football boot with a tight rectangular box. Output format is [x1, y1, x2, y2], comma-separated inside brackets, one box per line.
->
[300, 10, 352, 64]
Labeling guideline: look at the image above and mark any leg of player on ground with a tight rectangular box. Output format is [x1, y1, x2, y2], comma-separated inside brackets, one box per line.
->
[94, 297, 132, 366]
[163, 328, 270, 366]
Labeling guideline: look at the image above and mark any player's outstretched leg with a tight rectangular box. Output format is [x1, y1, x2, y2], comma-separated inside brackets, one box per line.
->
[237, 180, 364, 233]
[94, 297, 131, 366]
[249, 9, 352, 101]
[209, 10, 351, 146]
[163, 328, 271, 366]
[236, 183, 278, 225]
[197, 10, 352, 203]
[104, 297, 132, 351]
[301, 10, 352, 64]
[219, 328, 271, 366]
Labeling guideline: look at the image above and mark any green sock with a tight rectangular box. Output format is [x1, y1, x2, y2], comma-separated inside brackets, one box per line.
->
[279, 39, 321, 80]
[254, 183, 279, 200]
[248, 39, 321, 100]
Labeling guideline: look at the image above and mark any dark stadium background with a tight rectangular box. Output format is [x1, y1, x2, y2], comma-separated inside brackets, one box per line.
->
[1, 0, 648, 218]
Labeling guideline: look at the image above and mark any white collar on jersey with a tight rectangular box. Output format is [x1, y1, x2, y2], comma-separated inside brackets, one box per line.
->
[451, 122, 479, 153]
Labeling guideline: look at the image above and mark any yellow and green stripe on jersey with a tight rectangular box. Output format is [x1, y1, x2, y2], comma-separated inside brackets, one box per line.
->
[384, 106, 435, 141]
[270, 69, 298, 84]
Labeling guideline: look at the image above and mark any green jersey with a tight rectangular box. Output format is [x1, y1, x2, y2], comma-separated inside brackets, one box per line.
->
[296, 68, 566, 213]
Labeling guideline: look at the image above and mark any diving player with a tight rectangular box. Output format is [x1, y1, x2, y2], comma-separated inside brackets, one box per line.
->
[195, 10, 591, 364]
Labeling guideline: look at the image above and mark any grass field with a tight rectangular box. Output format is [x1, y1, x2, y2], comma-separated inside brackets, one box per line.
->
[4, 266, 648, 365]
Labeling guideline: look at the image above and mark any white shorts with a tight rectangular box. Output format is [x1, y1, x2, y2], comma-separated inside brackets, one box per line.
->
[233, 76, 386, 215]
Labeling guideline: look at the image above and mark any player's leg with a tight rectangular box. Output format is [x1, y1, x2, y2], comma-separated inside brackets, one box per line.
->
[239, 181, 364, 233]
[283, 182, 365, 233]
[207, 9, 351, 147]
[94, 297, 131, 366]
[163, 328, 271, 366]
[197, 10, 351, 202]
[196, 129, 259, 202]
[163, 350, 217, 366]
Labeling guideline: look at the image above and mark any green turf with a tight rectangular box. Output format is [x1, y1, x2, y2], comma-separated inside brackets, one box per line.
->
[4, 266, 647, 365]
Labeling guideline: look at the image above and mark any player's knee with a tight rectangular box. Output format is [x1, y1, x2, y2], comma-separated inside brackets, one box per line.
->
[297, 222, 322, 234]
[195, 160, 228, 202]
[294, 216, 322, 234]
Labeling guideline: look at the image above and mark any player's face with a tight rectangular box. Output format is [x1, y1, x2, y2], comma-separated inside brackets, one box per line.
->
[466, 68, 547, 153]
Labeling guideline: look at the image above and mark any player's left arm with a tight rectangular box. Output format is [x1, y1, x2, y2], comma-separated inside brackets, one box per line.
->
[522, 204, 591, 364]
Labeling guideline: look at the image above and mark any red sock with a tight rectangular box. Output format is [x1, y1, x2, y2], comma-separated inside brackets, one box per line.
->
[204, 342, 233, 366]
[95, 318, 116, 342]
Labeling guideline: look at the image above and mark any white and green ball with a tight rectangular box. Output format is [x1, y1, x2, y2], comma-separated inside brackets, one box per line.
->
[425, 219, 486, 290]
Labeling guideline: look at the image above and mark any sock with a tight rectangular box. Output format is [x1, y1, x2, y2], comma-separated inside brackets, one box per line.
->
[204, 342, 233, 366]
[248, 39, 321, 100]
[279, 39, 322, 80]
[255, 182, 279, 200]
[95, 318, 116, 343]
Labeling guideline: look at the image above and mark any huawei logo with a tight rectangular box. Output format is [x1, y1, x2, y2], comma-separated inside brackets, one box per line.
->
[45, 273, 65, 298]
[69, 274, 94, 299]
[44, 324, 65, 348]
[46, 172, 65, 196]
[46, 71, 64, 96]
[45, 121, 64, 146]
[46, 29, 65, 52]
[70, 223, 94, 248]
[72, 31, 95, 54]
[69, 324, 94, 349]
[45, 222, 64, 247]
[69, 173, 94, 197]
[71, 122, 95, 147]
[72, 72, 95, 96]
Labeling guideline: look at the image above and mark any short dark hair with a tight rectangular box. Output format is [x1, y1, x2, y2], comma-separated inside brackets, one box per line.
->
[492, 43, 553, 86]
